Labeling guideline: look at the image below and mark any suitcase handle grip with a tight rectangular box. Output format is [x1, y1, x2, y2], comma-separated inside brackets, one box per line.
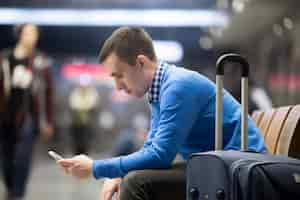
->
[216, 53, 249, 77]
[215, 53, 249, 151]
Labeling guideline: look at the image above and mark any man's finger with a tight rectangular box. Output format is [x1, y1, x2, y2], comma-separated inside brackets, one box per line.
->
[64, 167, 70, 175]
[104, 190, 114, 200]
[57, 159, 75, 168]
[69, 163, 80, 176]
[117, 189, 121, 200]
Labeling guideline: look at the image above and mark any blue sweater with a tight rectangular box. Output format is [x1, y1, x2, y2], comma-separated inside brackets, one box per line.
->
[92, 64, 266, 179]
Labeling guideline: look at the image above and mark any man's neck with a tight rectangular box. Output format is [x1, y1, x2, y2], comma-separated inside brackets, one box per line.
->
[146, 61, 158, 91]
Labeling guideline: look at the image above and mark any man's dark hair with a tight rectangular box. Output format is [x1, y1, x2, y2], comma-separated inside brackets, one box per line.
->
[99, 27, 157, 65]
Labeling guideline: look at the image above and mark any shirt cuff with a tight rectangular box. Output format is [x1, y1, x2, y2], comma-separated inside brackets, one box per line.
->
[92, 157, 126, 179]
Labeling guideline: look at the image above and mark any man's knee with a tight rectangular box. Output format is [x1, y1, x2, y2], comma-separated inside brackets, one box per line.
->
[122, 170, 147, 190]
[121, 171, 151, 200]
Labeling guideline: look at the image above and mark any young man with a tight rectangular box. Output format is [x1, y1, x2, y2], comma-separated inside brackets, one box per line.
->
[58, 27, 266, 200]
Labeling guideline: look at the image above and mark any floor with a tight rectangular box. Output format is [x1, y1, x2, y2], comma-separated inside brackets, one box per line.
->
[0, 149, 106, 200]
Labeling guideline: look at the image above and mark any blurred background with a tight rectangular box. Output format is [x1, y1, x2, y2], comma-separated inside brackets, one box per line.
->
[0, 0, 300, 199]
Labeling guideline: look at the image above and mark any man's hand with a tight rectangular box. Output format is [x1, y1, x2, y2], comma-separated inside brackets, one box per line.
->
[101, 178, 122, 200]
[57, 154, 93, 179]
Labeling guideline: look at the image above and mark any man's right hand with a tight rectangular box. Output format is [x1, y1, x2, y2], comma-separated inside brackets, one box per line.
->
[101, 178, 122, 200]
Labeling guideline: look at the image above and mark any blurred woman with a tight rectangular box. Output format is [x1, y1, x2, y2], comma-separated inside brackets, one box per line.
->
[0, 24, 54, 200]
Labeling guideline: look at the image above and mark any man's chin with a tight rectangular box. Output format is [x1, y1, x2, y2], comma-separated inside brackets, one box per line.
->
[126, 90, 146, 98]
[132, 92, 144, 98]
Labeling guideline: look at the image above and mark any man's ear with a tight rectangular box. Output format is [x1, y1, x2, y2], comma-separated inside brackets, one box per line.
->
[136, 55, 148, 68]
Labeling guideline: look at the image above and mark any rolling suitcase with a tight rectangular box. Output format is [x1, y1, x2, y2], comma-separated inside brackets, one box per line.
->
[186, 54, 300, 200]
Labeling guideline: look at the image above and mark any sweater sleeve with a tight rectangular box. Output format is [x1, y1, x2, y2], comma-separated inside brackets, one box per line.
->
[92, 80, 203, 179]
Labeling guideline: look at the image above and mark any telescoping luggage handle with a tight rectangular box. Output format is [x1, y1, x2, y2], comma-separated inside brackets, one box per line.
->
[215, 53, 249, 151]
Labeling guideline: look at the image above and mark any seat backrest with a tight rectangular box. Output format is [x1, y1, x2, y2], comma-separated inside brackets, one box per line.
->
[251, 110, 264, 128]
[264, 106, 292, 154]
[258, 109, 276, 138]
[276, 105, 300, 159]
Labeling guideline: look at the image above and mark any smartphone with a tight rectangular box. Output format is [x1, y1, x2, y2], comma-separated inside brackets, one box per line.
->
[48, 150, 64, 161]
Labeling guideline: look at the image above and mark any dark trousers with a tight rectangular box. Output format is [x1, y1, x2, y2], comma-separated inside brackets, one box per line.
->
[120, 162, 186, 200]
[0, 117, 37, 198]
[70, 124, 92, 155]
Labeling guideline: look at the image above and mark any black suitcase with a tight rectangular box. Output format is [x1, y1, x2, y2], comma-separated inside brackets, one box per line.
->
[186, 54, 300, 200]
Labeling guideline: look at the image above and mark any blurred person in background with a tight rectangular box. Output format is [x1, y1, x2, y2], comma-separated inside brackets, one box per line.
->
[57, 27, 266, 200]
[69, 74, 99, 154]
[108, 88, 149, 157]
[0, 23, 54, 200]
[112, 114, 148, 157]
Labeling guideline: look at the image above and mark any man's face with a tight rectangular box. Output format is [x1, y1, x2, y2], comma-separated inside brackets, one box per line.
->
[103, 53, 148, 98]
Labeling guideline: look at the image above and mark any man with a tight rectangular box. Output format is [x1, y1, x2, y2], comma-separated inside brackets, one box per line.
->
[0, 23, 54, 200]
[58, 27, 266, 200]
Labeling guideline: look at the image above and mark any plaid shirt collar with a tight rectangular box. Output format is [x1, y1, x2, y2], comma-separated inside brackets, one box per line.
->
[147, 61, 168, 103]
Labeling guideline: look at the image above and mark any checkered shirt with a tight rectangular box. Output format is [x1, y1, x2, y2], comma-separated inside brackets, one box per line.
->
[147, 61, 167, 103]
